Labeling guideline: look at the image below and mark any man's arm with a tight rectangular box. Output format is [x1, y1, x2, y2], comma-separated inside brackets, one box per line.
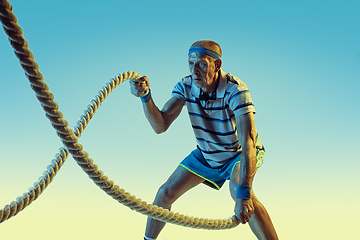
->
[237, 112, 257, 188]
[130, 76, 184, 134]
[234, 112, 257, 223]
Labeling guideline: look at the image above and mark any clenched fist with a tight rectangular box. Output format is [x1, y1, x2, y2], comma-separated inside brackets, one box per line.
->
[129, 76, 150, 97]
[235, 198, 255, 224]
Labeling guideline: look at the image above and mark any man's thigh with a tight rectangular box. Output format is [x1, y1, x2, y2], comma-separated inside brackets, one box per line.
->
[160, 165, 205, 200]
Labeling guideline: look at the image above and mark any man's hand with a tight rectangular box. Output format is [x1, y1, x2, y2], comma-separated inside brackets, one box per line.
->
[235, 198, 254, 224]
[130, 76, 150, 97]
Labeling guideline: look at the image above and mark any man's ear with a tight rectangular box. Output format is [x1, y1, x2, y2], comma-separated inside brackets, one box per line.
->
[215, 59, 222, 71]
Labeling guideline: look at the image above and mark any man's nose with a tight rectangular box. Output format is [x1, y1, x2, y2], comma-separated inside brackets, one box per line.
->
[193, 64, 200, 75]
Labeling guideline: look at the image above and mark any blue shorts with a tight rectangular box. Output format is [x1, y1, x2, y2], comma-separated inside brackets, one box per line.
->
[179, 147, 265, 190]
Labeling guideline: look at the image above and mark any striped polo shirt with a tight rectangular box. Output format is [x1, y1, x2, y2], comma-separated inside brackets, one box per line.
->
[172, 69, 263, 168]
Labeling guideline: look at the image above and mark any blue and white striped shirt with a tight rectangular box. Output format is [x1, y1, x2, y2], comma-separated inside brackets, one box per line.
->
[172, 70, 263, 167]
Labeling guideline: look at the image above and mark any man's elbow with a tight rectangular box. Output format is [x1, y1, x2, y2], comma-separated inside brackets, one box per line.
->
[154, 128, 165, 134]
[151, 112, 174, 134]
[153, 124, 168, 134]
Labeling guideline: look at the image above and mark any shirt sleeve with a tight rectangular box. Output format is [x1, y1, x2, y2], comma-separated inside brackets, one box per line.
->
[228, 80, 256, 117]
[171, 78, 186, 104]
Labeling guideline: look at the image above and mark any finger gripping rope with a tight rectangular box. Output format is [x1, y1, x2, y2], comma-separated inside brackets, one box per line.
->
[0, 0, 240, 229]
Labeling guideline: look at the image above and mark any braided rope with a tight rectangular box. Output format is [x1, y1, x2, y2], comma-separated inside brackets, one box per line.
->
[0, 73, 108, 223]
[0, 0, 240, 229]
[0, 148, 68, 223]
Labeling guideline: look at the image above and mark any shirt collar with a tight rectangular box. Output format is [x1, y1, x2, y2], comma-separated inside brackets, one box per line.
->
[190, 69, 227, 99]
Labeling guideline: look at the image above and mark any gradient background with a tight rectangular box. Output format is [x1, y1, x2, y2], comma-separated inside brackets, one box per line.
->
[1, 0, 359, 239]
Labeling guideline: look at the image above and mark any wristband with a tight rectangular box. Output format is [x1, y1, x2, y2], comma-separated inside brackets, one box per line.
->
[140, 89, 151, 103]
[236, 186, 251, 199]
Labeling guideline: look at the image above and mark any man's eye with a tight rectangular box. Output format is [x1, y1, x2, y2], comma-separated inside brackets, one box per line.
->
[200, 62, 206, 67]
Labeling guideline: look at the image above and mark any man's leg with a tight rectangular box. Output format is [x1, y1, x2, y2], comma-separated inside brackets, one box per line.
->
[230, 162, 279, 240]
[145, 165, 204, 239]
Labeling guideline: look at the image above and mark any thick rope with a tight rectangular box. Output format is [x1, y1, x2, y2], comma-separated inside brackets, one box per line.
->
[0, 148, 68, 223]
[0, 0, 240, 229]
[0, 77, 109, 224]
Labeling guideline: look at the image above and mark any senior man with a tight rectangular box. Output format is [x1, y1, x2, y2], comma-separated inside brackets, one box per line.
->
[130, 40, 278, 240]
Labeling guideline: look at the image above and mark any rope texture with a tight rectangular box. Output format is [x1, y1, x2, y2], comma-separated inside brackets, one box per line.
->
[0, 0, 240, 229]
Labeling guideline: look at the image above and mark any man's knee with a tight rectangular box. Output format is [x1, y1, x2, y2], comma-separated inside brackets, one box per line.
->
[154, 183, 178, 205]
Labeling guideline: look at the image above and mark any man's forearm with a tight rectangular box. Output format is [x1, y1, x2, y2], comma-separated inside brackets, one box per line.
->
[142, 97, 167, 134]
[238, 142, 257, 188]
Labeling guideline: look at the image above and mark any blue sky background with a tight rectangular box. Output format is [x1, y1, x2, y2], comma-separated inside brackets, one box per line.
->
[1, 0, 359, 239]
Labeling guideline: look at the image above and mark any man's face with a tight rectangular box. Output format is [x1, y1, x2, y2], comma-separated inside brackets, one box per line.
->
[188, 52, 217, 91]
